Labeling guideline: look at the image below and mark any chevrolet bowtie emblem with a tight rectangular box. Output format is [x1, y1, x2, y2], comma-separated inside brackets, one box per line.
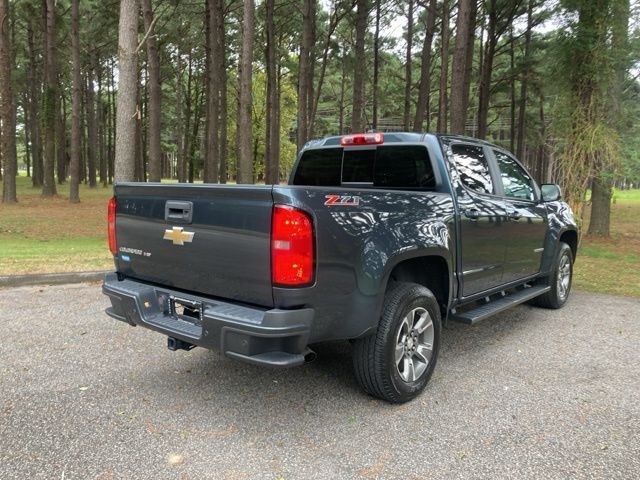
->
[163, 227, 195, 246]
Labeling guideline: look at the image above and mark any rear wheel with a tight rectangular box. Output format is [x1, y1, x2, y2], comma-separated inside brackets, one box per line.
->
[352, 282, 441, 403]
[531, 242, 573, 309]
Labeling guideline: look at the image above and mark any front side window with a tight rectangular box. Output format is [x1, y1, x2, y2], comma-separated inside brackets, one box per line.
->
[493, 150, 536, 201]
[451, 144, 494, 194]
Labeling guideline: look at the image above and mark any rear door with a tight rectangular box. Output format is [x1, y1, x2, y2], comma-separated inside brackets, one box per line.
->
[490, 149, 548, 283]
[114, 183, 274, 307]
[449, 143, 507, 297]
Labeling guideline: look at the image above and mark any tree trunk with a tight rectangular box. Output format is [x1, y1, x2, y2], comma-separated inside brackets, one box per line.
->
[205, 0, 224, 183]
[108, 59, 116, 184]
[352, 0, 368, 133]
[265, 0, 279, 184]
[587, 0, 629, 237]
[588, 178, 612, 237]
[97, 68, 107, 186]
[86, 64, 98, 187]
[141, 0, 162, 182]
[236, 0, 254, 184]
[0, 0, 17, 202]
[56, 86, 67, 184]
[23, 91, 31, 177]
[115, 0, 139, 182]
[437, 0, 450, 132]
[450, 0, 476, 135]
[372, 0, 381, 130]
[69, 0, 81, 202]
[477, 0, 496, 139]
[339, 45, 346, 134]
[516, 0, 533, 160]
[176, 44, 184, 182]
[509, 26, 516, 152]
[403, 0, 415, 130]
[42, 0, 58, 196]
[27, 22, 43, 187]
[296, 0, 314, 151]
[182, 51, 193, 183]
[215, 0, 228, 184]
[413, 0, 437, 132]
[308, 3, 346, 139]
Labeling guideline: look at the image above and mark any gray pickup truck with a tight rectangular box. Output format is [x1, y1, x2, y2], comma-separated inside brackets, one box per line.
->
[103, 132, 578, 403]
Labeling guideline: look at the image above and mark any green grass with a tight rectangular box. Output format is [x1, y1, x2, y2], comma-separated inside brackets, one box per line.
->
[1, 177, 639, 297]
[574, 188, 640, 297]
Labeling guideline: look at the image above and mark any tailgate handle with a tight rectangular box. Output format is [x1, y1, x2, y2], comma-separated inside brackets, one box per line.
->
[165, 200, 193, 224]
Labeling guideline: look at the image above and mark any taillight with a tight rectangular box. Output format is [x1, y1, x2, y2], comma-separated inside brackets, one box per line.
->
[108, 197, 117, 255]
[271, 205, 315, 287]
[340, 132, 384, 146]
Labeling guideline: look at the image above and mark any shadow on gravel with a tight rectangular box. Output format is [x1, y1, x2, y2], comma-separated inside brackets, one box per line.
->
[128, 302, 550, 416]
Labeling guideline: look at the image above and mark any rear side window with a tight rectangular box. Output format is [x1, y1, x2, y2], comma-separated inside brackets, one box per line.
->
[451, 144, 494, 194]
[293, 145, 435, 190]
[292, 148, 342, 186]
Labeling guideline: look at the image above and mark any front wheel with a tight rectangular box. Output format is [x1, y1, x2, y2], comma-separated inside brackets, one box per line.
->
[532, 242, 573, 309]
[352, 282, 441, 403]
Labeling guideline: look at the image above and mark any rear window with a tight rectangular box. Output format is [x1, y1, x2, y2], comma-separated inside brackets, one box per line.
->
[293, 145, 435, 189]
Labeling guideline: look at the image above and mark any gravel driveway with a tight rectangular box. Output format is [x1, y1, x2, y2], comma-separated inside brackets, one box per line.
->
[1, 283, 638, 479]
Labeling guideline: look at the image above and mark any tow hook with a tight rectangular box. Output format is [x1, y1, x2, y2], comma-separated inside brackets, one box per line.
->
[167, 337, 195, 351]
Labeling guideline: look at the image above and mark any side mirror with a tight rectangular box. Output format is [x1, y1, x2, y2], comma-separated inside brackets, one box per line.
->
[540, 184, 561, 202]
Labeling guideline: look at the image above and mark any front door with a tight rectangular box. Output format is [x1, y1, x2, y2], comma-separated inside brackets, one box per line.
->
[491, 149, 548, 283]
[449, 143, 508, 297]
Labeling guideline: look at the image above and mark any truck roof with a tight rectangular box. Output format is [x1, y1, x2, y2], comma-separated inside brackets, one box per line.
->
[303, 132, 501, 150]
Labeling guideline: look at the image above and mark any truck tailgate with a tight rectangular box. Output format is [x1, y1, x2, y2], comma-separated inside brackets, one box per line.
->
[113, 183, 274, 307]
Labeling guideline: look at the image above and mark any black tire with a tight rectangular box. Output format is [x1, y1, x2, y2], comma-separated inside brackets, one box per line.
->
[531, 242, 573, 309]
[352, 282, 441, 403]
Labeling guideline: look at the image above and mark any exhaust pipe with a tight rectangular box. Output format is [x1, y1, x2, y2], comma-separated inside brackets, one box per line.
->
[303, 347, 317, 364]
[167, 337, 195, 351]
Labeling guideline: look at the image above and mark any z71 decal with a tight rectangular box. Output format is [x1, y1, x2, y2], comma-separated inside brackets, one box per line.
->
[324, 195, 360, 206]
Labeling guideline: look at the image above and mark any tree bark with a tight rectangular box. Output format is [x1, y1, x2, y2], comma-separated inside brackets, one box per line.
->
[309, 2, 347, 138]
[69, 0, 81, 202]
[265, 0, 279, 184]
[352, 0, 369, 133]
[141, 0, 162, 182]
[372, 0, 381, 129]
[588, 178, 612, 237]
[587, 0, 629, 237]
[115, 0, 139, 183]
[413, 0, 437, 132]
[215, 0, 228, 184]
[42, 0, 58, 196]
[516, 0, 533, 159]
[56, 85, 67, 184]
[236, 0, 255, 184]
[205, 0, 220, 183]
[437, 0, 450, 132]
[0, 0, 17, 202]
[27, 21, 43, 187]
[477, 0, 496, 139]
[176, 43, 184, 182]
[449, 0, 476, 135]
[403, 0, 415, 130]
[296, 0, 314, 150]
[86, 63, 98, 187]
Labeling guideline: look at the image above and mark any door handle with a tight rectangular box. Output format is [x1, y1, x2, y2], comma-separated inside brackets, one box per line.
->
[464, 209, 480, 220]
[165, 200, 193, 224]
[507, 210, 521, 221]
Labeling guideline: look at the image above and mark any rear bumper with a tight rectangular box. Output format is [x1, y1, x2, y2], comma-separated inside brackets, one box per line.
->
[102, 273, 314, 367]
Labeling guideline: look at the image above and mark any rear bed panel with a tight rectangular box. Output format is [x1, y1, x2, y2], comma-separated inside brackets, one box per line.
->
[114, 183, 274, 307]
